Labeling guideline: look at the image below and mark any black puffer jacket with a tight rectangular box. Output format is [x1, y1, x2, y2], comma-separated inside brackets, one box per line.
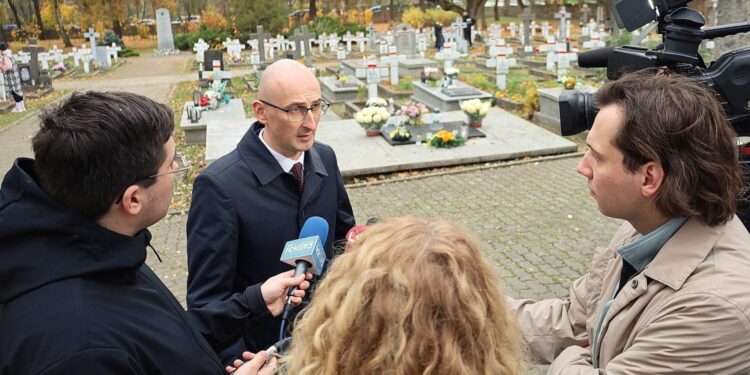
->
[0, 158, 265, 374]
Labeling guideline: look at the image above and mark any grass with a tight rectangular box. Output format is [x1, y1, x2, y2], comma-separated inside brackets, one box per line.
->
[0, 90, 68, 132]
[166, 74, 258, 211]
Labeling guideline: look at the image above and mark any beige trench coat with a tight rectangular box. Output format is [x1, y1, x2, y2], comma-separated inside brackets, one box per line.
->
[510, 216, 750, 374]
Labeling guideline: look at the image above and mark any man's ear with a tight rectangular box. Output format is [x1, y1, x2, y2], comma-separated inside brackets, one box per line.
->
[640, 161, 665, 199]
[252, 100, 268, 124]
[118, 184, 143, 216]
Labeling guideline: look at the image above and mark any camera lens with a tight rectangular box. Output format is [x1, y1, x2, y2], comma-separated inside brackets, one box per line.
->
[559, 91, 598, 136]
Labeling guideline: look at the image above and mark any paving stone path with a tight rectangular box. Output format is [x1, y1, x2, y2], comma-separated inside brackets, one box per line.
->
[1, 52, 621, 373]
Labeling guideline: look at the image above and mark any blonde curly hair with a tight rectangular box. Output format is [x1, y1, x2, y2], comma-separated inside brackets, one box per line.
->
[282, 217, 525, 374]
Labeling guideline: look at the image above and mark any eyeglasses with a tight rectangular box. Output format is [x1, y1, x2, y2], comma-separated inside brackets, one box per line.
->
[114, 152, 190, 204]
[259, 99, 329, 123]
[152, 152, 190, 182]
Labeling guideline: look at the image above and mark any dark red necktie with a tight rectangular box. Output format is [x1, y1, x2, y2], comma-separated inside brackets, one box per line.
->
[290, 162, 304, 192]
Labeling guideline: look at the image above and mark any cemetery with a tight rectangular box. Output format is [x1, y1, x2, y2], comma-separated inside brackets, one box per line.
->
[1, 2, 748, 374]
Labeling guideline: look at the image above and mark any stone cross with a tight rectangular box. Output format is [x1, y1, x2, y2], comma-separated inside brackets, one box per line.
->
[555, 42, 570, 81]
[354, 33, 368, 53]
[519, 8, 535, 56]
[377, 40, 388, 56]
[434, 43, 461, 71]
[250, 49, 260, 67]
[107, 43, 122, 63]
[37, 52, 53, 71]
[327, 34, 340, 54]
[581, 4, 592, 25]
[380, 46, 407, 85]
[249, 25, 271, 65]
[21, 44, 46, 86]
[364, 62, 388, 100]
[291, 26, 315, 66]
[48, 45, 65, 65]
[366, 24, 377, 53]
[84, 27, 100, 60]
[70, 47, 80, 67]
[485, 53, 510, 90]
[417, 35, 427, 58]
[509, 22, 518, 39]
[542, 22, 551, 39]
[554, 6, 571, 41]
[193, 39, 209, 64]
[596, 5, 605, 26]
[80, 47, 93, 74]
[343, 31, 356, 52]
[452, 17, 468, 53]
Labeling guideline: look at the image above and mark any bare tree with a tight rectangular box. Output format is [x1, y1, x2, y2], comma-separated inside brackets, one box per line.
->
[6, 0, 23, 26]
[53, 0, 73, 47]
[32, 0, 45, 38]
[309, 0, 316, 21]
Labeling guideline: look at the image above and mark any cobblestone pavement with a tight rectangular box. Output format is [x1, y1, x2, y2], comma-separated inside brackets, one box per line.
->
[146, 155, 622, 373]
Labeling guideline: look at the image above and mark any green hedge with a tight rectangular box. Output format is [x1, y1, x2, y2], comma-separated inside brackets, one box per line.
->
[175, 26, 232, 51]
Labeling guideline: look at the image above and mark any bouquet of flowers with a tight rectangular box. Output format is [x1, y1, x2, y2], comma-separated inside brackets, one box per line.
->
[355, 105, 391, 135]
[563, 77, 576, 90]
[365, 97, 389, 108]
[444, 67, 460, 79]
[389, 126, 411, 142]
[397, 101, 429, 126]
[460, 98, 491, 127]
[421, 67, 441, 85]
[429, 130, 465, 148]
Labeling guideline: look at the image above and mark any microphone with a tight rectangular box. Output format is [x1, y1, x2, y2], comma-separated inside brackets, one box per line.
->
[279, 216, 329, 324]
[345, 224, 368, 244]
[577, 46, 614, 68]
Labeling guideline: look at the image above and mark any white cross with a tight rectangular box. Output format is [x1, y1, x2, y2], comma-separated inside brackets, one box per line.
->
[107, 43, 121, 63]
[83, 27, 100, 60]
[434, 43, 461, 71]
[343, 32, 356, 52]
[193, 39, 209, 63]
[37, 52, 54, 71]
[554, 6, 571, 41]
[486, 53, 510, 90]
[380, 46, 407, 85]
[364, 62, 388, 100]
[542, 22, 551, 39]
[417, 35, 427, 58]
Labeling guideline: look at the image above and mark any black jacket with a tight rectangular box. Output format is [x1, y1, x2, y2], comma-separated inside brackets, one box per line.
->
[187, 122, 355, 353]
[0, 159, 266, 374]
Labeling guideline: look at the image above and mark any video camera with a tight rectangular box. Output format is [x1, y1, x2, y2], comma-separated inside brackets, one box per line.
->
[558, 0, 750, 136]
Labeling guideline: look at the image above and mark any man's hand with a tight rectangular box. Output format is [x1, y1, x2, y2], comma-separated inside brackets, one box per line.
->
[225, 351, 277, 375]
[260, 270, 312, 316]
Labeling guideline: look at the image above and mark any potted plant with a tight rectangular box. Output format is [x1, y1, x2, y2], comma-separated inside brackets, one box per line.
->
[355, 105, 391, 136]
[397, 101, 429, 126]
[428, 129, 465, 148]
[460, 98, 491, 128]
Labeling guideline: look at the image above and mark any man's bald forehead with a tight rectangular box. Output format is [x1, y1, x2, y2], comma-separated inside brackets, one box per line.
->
[258, 59, 315, 100]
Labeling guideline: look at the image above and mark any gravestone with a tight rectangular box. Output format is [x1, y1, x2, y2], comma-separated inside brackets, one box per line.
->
[156, 8, 175, 52]
[519, 8, 535, 56]
[393, 24, 417, 57]
[554, 6, 571, 42]
[412, 80, 491, 112]
[581, 4, 592, 25]
[249, 25, 271, 65]
[193, 39, 209, 64]
[452, 17, 469, 54]
[320, 75, 364, 103]
[83, 27, 100, 61]
[181, 98, 247, 146]
[95, 46, 110, 69]
[291, 26, 315, 66]
[21, 44, 46, 87]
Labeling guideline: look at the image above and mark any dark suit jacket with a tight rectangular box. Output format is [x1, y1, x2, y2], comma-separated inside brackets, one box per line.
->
[186, 121, 355, 354]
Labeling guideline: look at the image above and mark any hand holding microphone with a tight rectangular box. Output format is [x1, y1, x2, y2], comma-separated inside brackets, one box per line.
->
[260, 269, 313, 316]
[278, 217, 329, 323]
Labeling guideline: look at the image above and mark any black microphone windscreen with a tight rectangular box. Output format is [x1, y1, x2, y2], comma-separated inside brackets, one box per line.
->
[578, 47, 615, 68]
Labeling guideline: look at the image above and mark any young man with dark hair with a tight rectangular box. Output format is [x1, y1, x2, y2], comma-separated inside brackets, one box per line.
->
[0, 91, 310, 374]
[511, 69, 750, 373]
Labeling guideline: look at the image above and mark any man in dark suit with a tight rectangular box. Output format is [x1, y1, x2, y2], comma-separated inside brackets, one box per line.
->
[186, 59, 355, 360]
[462, 11, 476, 47]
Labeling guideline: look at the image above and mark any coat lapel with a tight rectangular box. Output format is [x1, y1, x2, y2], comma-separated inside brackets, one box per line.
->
[300, 144, 328, 207]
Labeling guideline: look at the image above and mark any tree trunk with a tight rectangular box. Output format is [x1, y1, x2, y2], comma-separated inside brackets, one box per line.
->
[113, 19, 123, 38]
[52, 0, 72, 47]
[493, 0, 499, 21]
[32, 0, 45, 39]
[715, 0, 750, 56]
[390, 0, 395, 25]
[309, 0, 317, 21]
[6, 0, 23, 26]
